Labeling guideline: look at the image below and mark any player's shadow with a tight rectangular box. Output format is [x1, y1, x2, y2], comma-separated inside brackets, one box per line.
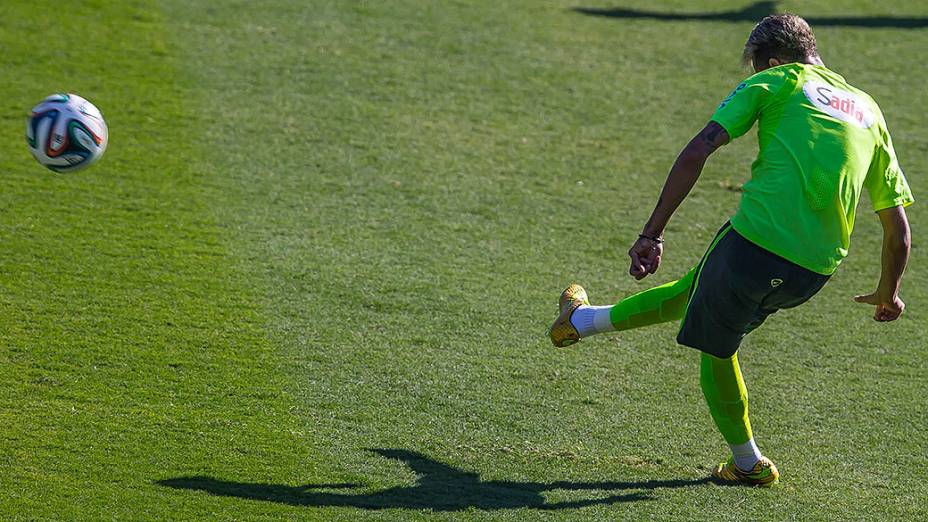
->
[157, 448, 714, 511]
[573, 1, 928, 29]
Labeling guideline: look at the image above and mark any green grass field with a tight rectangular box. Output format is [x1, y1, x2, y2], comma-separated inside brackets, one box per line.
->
[1, 1, 926, 519]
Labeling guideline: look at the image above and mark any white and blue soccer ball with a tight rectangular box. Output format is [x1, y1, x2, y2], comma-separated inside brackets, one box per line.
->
[26, 93, 108, 173]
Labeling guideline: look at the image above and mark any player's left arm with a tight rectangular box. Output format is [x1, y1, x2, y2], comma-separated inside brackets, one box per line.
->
[628, 121, 730, 280]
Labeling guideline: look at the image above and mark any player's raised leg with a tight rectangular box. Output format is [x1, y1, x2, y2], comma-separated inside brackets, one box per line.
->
[548, 220, 739, 348]
[547, 267, 694, 348]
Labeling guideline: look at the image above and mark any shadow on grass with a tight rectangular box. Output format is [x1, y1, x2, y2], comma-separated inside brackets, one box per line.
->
[157, 448, 714, 511]
[573, 1, 928, 29]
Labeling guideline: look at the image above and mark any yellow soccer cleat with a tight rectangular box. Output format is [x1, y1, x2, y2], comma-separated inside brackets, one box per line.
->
[712, 456, 780, 487]
[547, 283, 590, 347]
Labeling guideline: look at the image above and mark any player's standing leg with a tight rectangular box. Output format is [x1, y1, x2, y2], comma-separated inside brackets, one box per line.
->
[701, 353, 778, 485]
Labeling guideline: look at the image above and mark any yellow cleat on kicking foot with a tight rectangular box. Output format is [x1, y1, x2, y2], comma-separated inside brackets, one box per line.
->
[712, 456, 780, 487]
[547, 283, 590, 347]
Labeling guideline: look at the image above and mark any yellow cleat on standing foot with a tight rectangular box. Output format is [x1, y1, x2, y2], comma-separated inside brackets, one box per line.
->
[547, 283, 590, 347]
[712, 456, 780, 487]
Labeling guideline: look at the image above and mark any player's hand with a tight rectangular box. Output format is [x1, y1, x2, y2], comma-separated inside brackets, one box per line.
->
[628, 237, 662, 280]
[853, 290, 905, 321]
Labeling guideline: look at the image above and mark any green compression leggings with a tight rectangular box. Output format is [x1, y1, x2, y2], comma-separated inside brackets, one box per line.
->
[609, 265, 753, 445]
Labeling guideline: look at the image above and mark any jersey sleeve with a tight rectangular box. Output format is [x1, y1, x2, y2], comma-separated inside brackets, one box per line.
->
[710, 68, 787, 140]
[865, 120, 914, 212]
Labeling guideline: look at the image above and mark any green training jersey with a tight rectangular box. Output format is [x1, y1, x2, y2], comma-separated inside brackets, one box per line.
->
[711, 63, 913, 275]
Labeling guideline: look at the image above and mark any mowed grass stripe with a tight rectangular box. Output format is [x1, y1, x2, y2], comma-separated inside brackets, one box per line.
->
[0, 2, 314, 519]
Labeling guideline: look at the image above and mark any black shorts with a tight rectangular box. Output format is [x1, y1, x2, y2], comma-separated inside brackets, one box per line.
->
[677, 222, 830, 359]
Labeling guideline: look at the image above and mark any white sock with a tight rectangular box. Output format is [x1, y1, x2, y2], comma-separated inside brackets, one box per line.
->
[569, 305, 615, 337]
[730, 439, 762, 471]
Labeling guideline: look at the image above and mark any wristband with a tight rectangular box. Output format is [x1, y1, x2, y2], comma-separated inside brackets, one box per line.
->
[638, 233, 664, 244]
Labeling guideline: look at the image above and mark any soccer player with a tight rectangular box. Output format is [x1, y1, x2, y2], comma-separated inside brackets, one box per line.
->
[548, 14, 913, 486]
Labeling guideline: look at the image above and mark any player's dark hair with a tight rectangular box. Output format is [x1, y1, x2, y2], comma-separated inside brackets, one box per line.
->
[742, 14, 818, 68]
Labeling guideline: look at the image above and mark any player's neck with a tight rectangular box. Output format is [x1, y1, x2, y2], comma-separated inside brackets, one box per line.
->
[803, 55, 825, 67]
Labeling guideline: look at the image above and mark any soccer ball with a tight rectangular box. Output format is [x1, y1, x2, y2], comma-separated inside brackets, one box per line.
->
[26, 93, 108, 173]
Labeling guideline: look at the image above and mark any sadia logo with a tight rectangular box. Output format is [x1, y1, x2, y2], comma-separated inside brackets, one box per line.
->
[802, 80, 875, 129]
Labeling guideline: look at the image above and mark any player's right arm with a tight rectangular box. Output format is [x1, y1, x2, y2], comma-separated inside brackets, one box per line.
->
[853, 205, 911, 321]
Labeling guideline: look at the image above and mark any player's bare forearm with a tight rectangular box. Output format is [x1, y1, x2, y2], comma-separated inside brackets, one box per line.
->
[854, 205, 910, 321]
[877, 205, 910, 295]
[641, 122, 730, 238]
[629, 122, 730, 280]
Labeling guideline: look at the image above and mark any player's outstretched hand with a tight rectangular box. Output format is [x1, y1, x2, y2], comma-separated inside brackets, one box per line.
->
[628, 237, 662, 280]
[853, 291, 905, 321]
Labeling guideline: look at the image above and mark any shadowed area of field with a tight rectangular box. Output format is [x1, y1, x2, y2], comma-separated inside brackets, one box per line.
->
[158, 448, 718, 510]
[574, 2, 928, 28]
